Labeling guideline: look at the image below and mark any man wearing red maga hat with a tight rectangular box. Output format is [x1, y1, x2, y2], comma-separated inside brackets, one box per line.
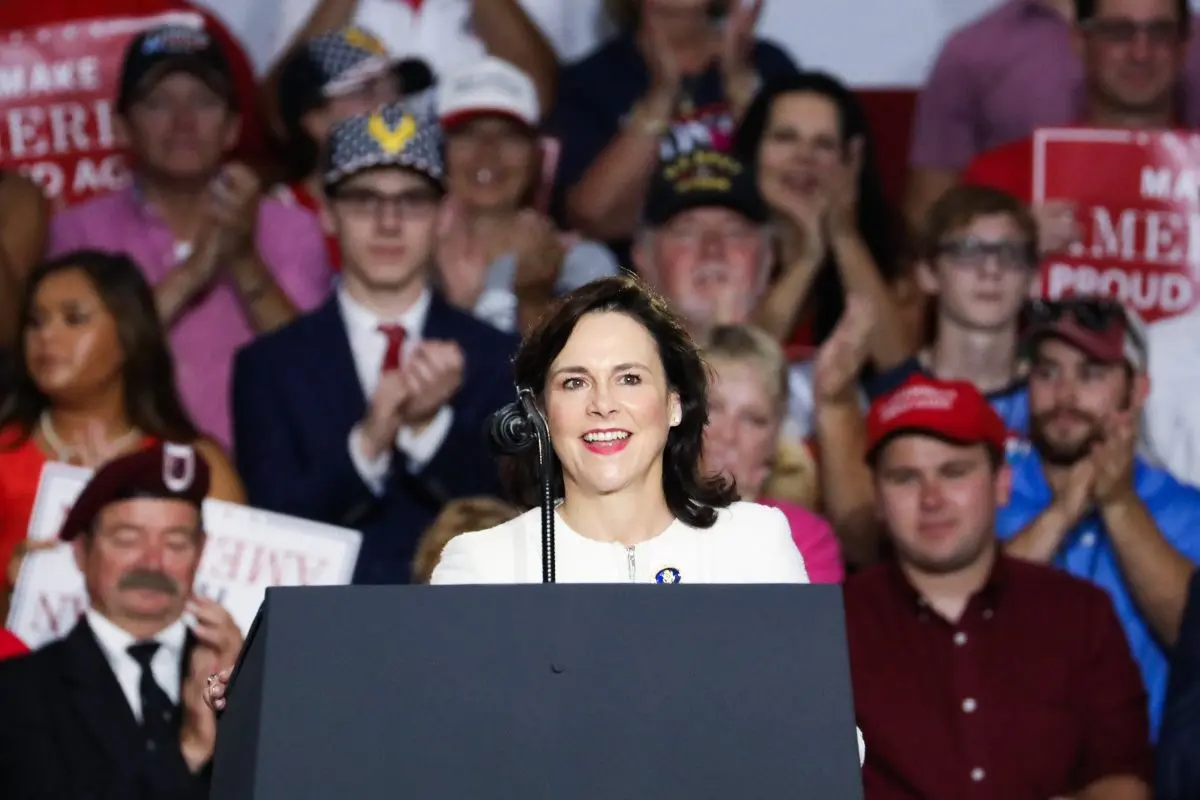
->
[0, 442, 242, 798]
[845, 375, 1152, 800]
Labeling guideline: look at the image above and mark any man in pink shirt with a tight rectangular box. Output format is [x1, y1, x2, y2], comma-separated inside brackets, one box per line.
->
[50, 25, 332, 450]
[905, 0, 1200, 226]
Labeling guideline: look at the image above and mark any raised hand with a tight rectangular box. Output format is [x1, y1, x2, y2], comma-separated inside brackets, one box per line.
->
[824, 136, 864, 237]
[813, 294, 875, 405]
[1091, 411, 1138, 509]
[397, 341, 465, 428]
[207, 162, 263, 262]
[719, 0, 764, 101]
[1033, 200, 1080, 256]
[435, 199, 490, 310]
[359, 370, 411, 461]
[513, 210, 564, 296]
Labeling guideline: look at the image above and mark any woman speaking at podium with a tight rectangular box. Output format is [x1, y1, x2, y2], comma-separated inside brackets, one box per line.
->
[203, 276, 867, 760]
[205, 275, 811, 700]
[431, 275, 811, 585]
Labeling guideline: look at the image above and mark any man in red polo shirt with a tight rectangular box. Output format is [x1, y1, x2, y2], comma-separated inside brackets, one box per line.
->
[847, 375, 1152, 799]
[963, 0, 1187, 236]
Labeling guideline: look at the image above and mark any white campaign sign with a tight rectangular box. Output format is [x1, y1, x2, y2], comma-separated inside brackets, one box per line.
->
[6, 462, 362, 649]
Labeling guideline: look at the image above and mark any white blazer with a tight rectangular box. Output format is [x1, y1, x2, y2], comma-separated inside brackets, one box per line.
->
[430, 501, 809, 585]
[430, 500, 865, 764]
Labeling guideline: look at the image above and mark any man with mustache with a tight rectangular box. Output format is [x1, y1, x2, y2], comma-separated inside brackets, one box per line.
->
[0, 442, 242, 797]
[996, 297, 1200, 737]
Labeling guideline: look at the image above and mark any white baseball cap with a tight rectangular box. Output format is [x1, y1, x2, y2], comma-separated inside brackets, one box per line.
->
[437, 56, 540, 131]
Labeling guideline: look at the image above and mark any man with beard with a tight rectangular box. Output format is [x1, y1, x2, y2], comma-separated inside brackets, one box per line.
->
[0, 442, 242, 797]
[996, 298, 1200, 737]
[848, 374, 1152, 799]
[632, 148, 772, 342]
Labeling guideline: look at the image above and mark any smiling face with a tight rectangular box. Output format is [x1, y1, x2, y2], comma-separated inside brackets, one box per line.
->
[755, 91, 845, 216]
[544, 311, 682, 500]
[445, 115, 536, 212]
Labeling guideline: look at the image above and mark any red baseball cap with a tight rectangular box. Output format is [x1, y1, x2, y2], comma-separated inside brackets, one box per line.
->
[59, 442, 210, 542]
[1025, 298, 1147, 372]
[865, 375, 1008, 463]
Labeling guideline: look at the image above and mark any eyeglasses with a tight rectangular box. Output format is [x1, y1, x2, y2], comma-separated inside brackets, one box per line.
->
[937, 238, 1036, 270]
[1086, 18, 1182, 47]
[332, 188, 439, 219]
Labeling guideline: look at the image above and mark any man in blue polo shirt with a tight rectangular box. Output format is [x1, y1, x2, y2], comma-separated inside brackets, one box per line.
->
[996, 297, 1200, 737]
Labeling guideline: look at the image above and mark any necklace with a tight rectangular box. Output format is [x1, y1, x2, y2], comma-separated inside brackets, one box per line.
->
[39, 412, 141, 465]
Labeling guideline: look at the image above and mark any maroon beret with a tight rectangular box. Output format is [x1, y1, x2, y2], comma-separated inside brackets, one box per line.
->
[59, 442, 210, 541]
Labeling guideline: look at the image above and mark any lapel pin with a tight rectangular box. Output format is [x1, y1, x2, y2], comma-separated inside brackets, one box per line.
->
[655, 567, 681, 584]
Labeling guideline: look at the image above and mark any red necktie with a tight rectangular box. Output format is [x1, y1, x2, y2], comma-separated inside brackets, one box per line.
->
[378, 324, 407, 372]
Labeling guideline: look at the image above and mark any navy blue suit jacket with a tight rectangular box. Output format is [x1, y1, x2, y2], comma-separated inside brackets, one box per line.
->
[1158, 567, 1200, 799]
[231, 293, 518, 584]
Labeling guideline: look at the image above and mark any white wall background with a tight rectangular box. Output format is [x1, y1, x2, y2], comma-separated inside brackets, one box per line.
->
[193, 0, 1200, 88]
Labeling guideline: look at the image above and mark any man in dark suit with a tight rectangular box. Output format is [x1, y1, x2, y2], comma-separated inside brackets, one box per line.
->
[1158, 567, 1200, 799]
[232, 102, 519, 585]
[0, 443, 243, 798]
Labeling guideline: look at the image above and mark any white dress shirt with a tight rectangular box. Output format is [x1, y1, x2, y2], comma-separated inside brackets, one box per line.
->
[86, 609, 187, 722]
[340, 286, 454, 494]
[431, 500, 866, 763]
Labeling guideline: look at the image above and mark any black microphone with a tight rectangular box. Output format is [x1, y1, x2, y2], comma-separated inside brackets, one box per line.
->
[487, 388, 556, 583]
[488, 402, 535, 455]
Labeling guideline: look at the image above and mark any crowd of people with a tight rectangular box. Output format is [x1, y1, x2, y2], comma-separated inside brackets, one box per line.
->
[1, 0, 1200, 797]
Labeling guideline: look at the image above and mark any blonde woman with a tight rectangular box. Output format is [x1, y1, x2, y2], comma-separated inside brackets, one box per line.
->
[702, 324, 844, 583]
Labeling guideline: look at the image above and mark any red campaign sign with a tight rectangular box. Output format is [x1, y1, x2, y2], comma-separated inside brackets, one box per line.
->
[0, 11, 205, 208]
[1034, 128, 1200, 324]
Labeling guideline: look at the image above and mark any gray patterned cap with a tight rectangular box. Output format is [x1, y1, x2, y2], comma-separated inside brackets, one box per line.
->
[306, 26, 392, 96]
[323, 102, 445, 190]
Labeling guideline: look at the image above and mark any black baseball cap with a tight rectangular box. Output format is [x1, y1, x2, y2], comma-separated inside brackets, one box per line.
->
[643, 149, 766, 227]
[117, 25, 236, 114]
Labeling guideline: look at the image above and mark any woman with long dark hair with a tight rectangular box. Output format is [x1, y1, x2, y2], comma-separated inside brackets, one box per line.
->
[0, 250, 244, 604]
[734, 71, 922, 363]
[204, 276, 863, 761]
[433, 275, 808, 583]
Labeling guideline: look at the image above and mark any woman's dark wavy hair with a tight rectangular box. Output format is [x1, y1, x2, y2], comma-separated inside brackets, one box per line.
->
[506, 274, 736, 528]
[733, 71, 904, 346]
[0, 250, 199, 447]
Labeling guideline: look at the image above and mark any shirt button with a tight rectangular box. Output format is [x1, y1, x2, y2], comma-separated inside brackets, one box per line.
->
[953, 632, 968, 646]
[971, 768, 985, 782]
[962, 698, 977, 713]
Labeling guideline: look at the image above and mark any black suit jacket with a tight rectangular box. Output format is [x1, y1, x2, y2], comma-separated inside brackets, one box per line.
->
[231, 292, 518, 584]
[0, 619, 210, 799]
[1158, 568, 1200, 799]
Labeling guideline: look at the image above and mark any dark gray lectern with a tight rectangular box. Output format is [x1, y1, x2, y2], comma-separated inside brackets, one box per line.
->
[210, 584, 864, 799]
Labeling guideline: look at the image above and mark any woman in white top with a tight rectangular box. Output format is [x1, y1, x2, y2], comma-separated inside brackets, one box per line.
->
[202, 275, 862, 760]
[431, 274, 810, 585]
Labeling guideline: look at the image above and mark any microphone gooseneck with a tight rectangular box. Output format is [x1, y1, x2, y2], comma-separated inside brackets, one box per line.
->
[487, 390, 556, 583]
